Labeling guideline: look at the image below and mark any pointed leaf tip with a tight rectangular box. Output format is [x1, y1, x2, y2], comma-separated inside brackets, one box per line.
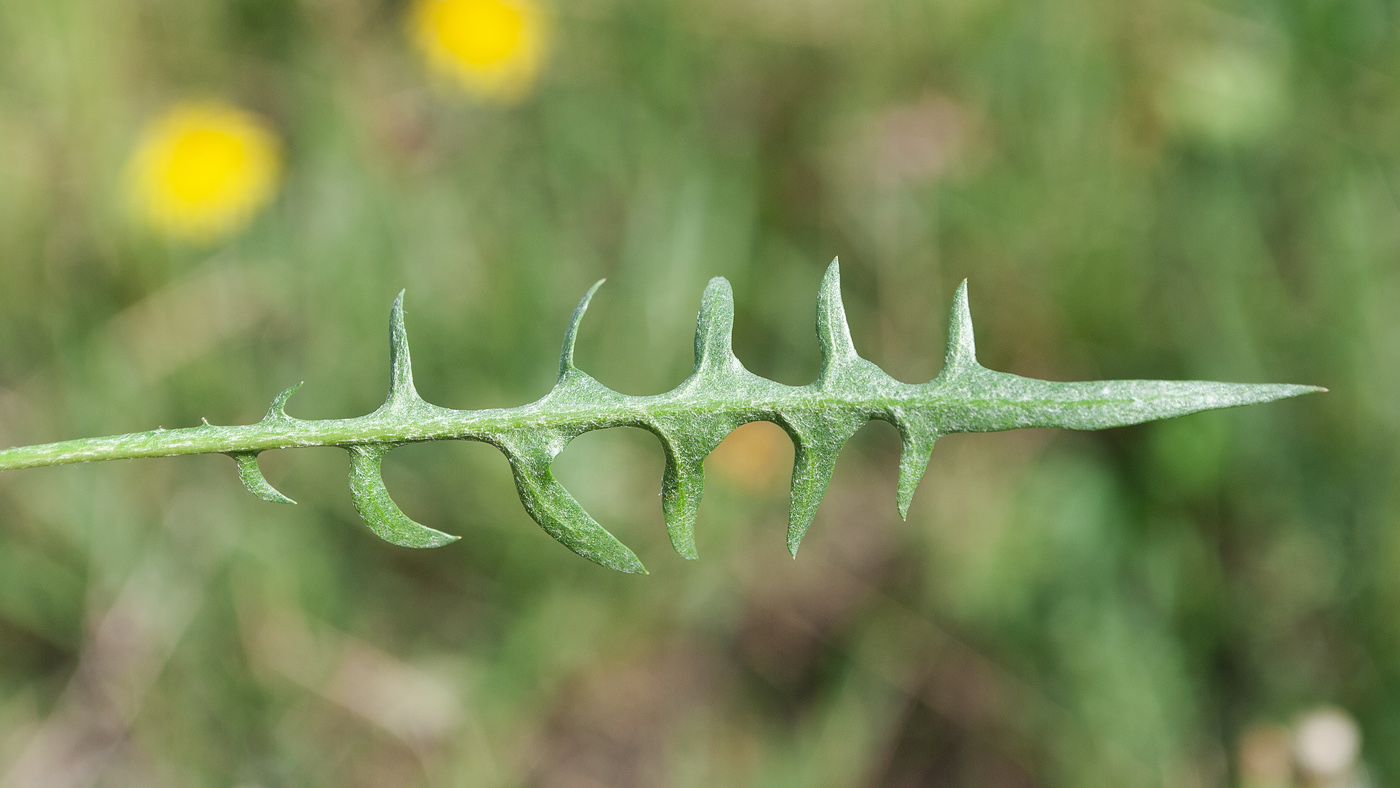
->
[560, 279, 606, 378]
[503, 448, 647, 574]
[895, 432, 936, 519]
[702, 275, 734, 304]
[231, 451, 296, 505]
[347, 446, 458, 548]
[943, 279, 977, 372]
[816, 259, 859, 371]
[692, 277, 737, 374]
[264, 382, 303, 422]
[781, 412, 865, 556]
[660, 448, 705, 560]
[952, 377, 1324, 433]
[383, 291, 422, 410]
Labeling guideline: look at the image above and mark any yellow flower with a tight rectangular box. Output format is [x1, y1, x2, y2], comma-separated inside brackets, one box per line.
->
[411, 0, 548, 101]
[127, 102, 281, 243]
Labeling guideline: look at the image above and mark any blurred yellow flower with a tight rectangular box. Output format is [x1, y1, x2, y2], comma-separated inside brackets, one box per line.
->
[127, 103, 281, 243]
[412, 0, 547, 101]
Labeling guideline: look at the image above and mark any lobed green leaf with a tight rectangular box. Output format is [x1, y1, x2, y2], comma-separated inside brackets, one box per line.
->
[0, 260, 1323, 573]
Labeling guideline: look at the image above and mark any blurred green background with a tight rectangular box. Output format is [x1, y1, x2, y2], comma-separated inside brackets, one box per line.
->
[0, 0, 1391, 785]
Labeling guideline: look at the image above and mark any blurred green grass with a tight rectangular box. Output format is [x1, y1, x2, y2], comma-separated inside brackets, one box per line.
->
[0, 0, 1394, 785]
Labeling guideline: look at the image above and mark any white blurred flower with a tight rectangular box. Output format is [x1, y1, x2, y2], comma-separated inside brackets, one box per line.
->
[1295, 707, 1361, 785]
